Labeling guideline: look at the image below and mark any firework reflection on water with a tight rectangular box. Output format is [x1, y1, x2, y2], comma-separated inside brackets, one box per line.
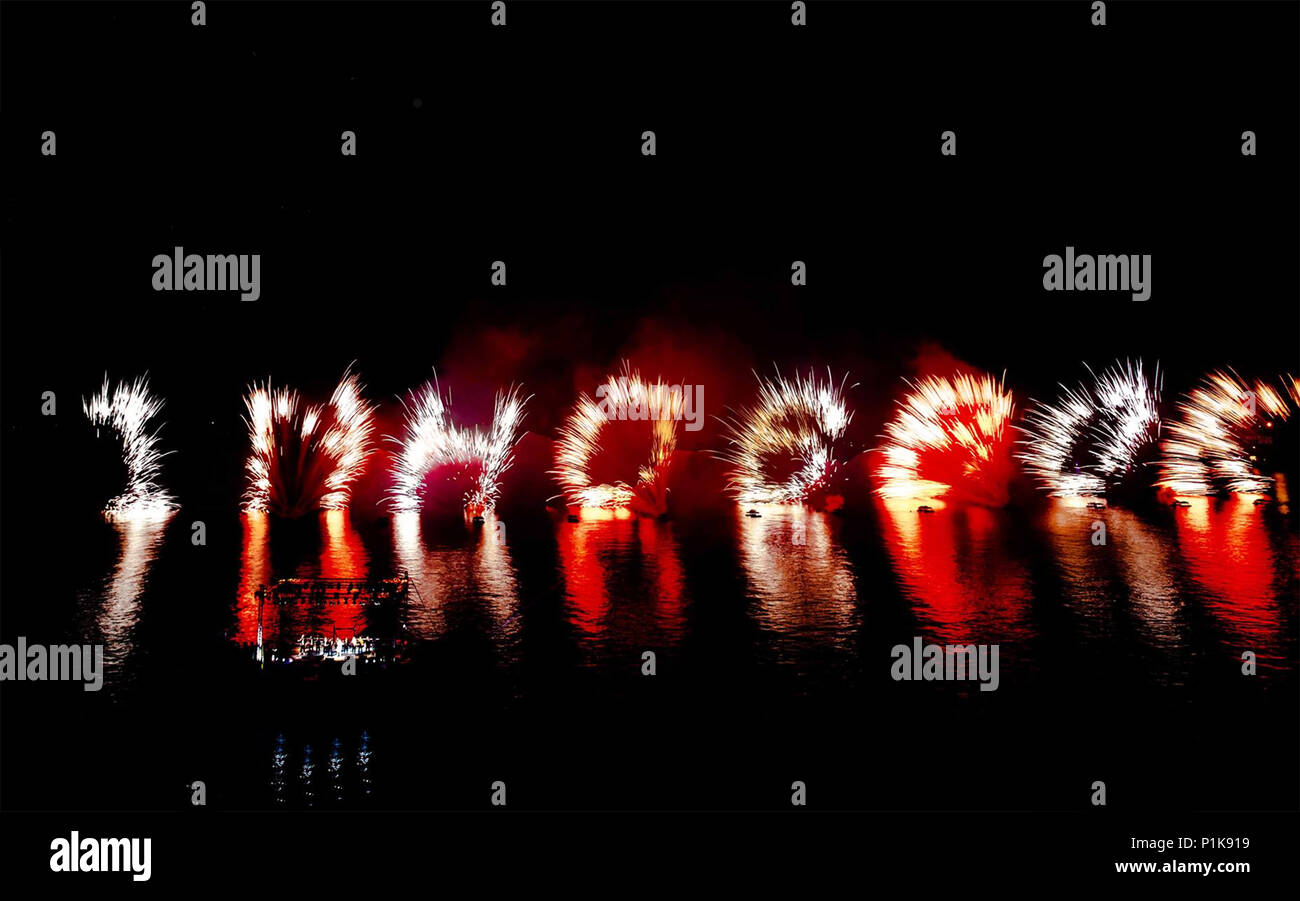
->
[735, 504, 857, 661]
[552, 513, 688, 664]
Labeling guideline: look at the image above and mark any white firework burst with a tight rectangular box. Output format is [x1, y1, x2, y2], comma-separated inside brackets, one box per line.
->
[1017, 360, 1163, 497]
[718, 368, 854, 505]
[243, 364, 377, 516]
[387, 375, 530, 515]
[82, 374, 178, 521]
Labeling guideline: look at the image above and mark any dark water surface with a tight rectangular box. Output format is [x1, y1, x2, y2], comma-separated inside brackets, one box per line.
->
[3, 496, 1296, 811]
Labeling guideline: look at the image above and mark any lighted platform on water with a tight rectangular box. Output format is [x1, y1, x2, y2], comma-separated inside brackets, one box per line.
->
[251, 575, 411, 667]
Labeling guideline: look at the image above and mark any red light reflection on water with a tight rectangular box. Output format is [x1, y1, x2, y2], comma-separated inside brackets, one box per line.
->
[553, 514, 687, 657]
[1172, 495, 1293, 667]
[318, 509, 368, 579]
[875, 497, 1032, 645]
[234, 510, 373, 646]
[235, 512, 271, 644]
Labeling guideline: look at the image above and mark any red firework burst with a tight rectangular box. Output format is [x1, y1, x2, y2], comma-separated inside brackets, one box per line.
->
[874, 372, 1016, 507]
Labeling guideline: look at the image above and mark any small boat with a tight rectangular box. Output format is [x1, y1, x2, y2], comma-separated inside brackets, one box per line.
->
[1173, 499, 1191, 507]
[472, 515, 486, 524]
[566, 514, 580, 523]
[916, 505, 935, 514]
[1086, 501, 1106, 510]
[744, 509, 762, 518]
[1252, 497, 1270, 506]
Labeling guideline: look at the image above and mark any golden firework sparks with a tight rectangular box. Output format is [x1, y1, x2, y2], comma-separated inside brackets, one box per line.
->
[875, 371, 1015, 505]
[553, 364, 684, 513]
[718, 368, 854, 505]
[1155, 369, 1294, 496]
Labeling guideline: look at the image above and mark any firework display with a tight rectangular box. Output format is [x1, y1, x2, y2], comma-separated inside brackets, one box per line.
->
[1155, 370, 1295, 496]
[82, 375, 178, 521]
[1017, 360, 1163, 498]
[387, 375, 530, 516]
[718, 368, 854, 506]
[242, 365, 377, 517]
[553, 365, 684, 514]
[76, 362, 1300, 517]
[874, 372, 1016, 506]
[9, 0, 1300, 862]
[1285, 374, 1300, 410]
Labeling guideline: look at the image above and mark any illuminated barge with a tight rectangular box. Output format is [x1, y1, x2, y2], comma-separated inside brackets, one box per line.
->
[252, 574, 411, 667]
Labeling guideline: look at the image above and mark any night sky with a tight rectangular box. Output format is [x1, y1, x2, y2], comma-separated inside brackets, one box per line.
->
[2, 0, 1297, 883]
